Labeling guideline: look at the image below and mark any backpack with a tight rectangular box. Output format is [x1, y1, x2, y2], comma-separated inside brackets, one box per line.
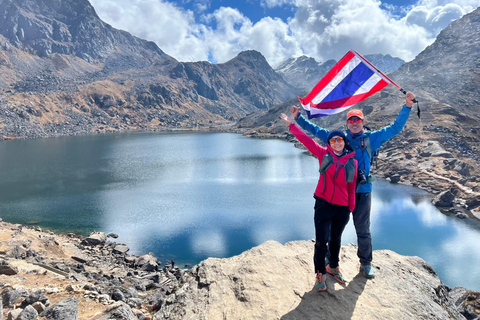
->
[347, 129, 379, 169]
[319, 153, 356, 183]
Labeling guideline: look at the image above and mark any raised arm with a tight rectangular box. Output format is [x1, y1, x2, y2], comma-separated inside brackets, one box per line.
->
[281, 113, 327, 159]
[369, 92, 416, 149]
[290, 106, 329, 143]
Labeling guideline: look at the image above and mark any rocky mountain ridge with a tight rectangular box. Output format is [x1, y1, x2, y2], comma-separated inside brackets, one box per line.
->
[0, 0, 299, 139]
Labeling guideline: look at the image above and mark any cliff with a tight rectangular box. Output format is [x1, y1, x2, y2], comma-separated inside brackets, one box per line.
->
[1, 219, 478, 319]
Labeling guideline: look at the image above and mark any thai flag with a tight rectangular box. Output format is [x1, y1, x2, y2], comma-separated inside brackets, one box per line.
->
[298, 50, 393, 119]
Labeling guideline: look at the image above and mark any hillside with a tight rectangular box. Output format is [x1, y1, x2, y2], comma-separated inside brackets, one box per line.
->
[0, 0, 299, 139]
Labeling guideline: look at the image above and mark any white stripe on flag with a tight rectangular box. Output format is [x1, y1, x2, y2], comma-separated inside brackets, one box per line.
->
[355, 73, 383, 94]
[311, 56, 362, 105]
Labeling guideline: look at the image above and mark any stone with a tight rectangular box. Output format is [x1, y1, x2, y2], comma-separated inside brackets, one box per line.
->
[432, 190, 455, 207]
[32, 301, 46, 313]
[154, 240, 472, 320]
[389, 174, 401, 183]
[18, 305, 38, 320]
[136, 254, 158, 272]
[7, 309, 22, 320]
[40, 297, 78, 320]
[113, 245, 129, 255]
[0, 262, 18, 276]
[99, 302, 136, 320]
[83, 232, 106, 246]
[21, 290, 49, 308]
[2, 288, 21, 307]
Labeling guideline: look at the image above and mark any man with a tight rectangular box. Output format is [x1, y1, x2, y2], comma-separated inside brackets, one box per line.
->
[290, 92, 416, 278]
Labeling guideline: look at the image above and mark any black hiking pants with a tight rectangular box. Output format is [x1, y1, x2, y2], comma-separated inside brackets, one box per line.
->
[313, 197, 350, 274]
[352, 192, 372, 265]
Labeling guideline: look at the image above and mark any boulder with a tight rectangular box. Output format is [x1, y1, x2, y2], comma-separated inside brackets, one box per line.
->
[18, 305, 38, 320]
[0, 260, 18, 276]
[98, 302, 136, 320]
[432, 190, 455, 207]
[83, 232, 106, 246]
[155, 240, 473, 320]
[40, 297, 78, 320]
[113, 244, 129, 255]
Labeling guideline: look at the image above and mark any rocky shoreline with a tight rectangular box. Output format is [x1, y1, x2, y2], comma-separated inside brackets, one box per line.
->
[0, 220, 189, 319]
[0, 220, 479, 320]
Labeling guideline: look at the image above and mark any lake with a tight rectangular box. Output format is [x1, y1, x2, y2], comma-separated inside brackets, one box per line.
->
[0, 131, 478, 291]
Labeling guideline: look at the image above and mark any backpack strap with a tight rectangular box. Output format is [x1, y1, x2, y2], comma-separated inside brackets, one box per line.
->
[319, 153, 355, 185]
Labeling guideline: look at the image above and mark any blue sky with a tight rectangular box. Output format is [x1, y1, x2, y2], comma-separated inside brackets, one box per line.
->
[88, 0, 479, 67]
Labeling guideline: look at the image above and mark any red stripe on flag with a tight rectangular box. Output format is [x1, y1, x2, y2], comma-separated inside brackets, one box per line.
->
[310, 79, 388, 110]
[299, 51, 356, 106]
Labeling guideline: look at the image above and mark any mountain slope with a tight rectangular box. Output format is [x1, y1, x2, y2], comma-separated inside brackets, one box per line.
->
[0, 0, 299, 138]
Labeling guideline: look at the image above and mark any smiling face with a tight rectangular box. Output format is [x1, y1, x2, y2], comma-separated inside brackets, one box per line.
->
[346, 116, 364, 134]
[329, 136, 345, 153]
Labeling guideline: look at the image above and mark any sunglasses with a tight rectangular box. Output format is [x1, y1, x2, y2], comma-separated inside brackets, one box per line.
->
[329, 137, 344, 144]
[348, 117, 363, 124]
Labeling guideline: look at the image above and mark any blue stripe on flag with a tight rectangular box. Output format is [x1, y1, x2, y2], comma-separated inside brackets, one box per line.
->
[322, 62, 374, 102]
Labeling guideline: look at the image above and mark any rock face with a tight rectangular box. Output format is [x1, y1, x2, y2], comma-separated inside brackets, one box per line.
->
[157, 240, 476, 320]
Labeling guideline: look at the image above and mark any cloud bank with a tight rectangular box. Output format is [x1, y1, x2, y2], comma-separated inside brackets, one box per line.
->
[89, 0, 478, 66]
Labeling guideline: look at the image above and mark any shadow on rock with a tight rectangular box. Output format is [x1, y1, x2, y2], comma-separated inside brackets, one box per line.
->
[281, 271, 368, 320]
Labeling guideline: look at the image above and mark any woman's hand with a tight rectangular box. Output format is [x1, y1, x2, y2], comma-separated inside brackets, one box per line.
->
[280, 113, 292, 126]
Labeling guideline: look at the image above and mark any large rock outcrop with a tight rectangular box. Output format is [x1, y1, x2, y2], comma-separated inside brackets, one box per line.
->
[156, 240, 478, 320]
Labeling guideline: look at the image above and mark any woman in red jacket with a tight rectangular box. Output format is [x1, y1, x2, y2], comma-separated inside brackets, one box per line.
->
[281, 113, 358, 291]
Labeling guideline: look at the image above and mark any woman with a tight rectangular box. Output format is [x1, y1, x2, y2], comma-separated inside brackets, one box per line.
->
[281, 113, 357, 291]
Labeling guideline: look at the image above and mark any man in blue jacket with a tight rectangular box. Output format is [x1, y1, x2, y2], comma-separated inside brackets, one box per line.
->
[290, 92, 416, 278]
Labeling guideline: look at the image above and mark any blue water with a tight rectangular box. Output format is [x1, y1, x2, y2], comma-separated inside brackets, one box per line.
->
[0, 132, 478, 291]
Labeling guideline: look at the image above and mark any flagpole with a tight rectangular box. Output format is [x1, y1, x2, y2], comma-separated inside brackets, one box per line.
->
[353, 50, 418, 103]
[353, 50, 419, 117]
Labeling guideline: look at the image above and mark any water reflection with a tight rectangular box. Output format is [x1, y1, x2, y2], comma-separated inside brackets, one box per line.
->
[0, 132, 478, 292]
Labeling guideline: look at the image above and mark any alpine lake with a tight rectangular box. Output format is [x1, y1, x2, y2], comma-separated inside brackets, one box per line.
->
[0, 131, 478, 291]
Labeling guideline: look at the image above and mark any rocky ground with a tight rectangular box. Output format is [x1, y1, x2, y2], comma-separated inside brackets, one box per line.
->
[0, 219, 189, 319]
[0, 219, 479, 319]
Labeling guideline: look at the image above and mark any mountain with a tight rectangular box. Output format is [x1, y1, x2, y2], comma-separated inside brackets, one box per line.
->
[0, 0, 299, 139]
[275, 53, 404, 92]
[391, 7, 480, 115]
[274, 56, 336, 92]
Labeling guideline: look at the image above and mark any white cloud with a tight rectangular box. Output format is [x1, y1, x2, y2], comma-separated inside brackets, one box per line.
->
[260, 0, 296, 8]
[89, 0, 478, 66]
[288, 0, 470, 62]
[203, 8, 302, 66]
[89, 0, 210, 62]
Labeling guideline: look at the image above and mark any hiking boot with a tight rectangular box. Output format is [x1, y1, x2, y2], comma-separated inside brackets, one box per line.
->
[326, 265, 347, 284]
[361, 264, 375, 279]
[315, 273, 327, 291]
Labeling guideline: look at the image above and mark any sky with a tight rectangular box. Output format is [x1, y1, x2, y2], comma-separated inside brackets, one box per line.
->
[88, 0, 479, 67]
